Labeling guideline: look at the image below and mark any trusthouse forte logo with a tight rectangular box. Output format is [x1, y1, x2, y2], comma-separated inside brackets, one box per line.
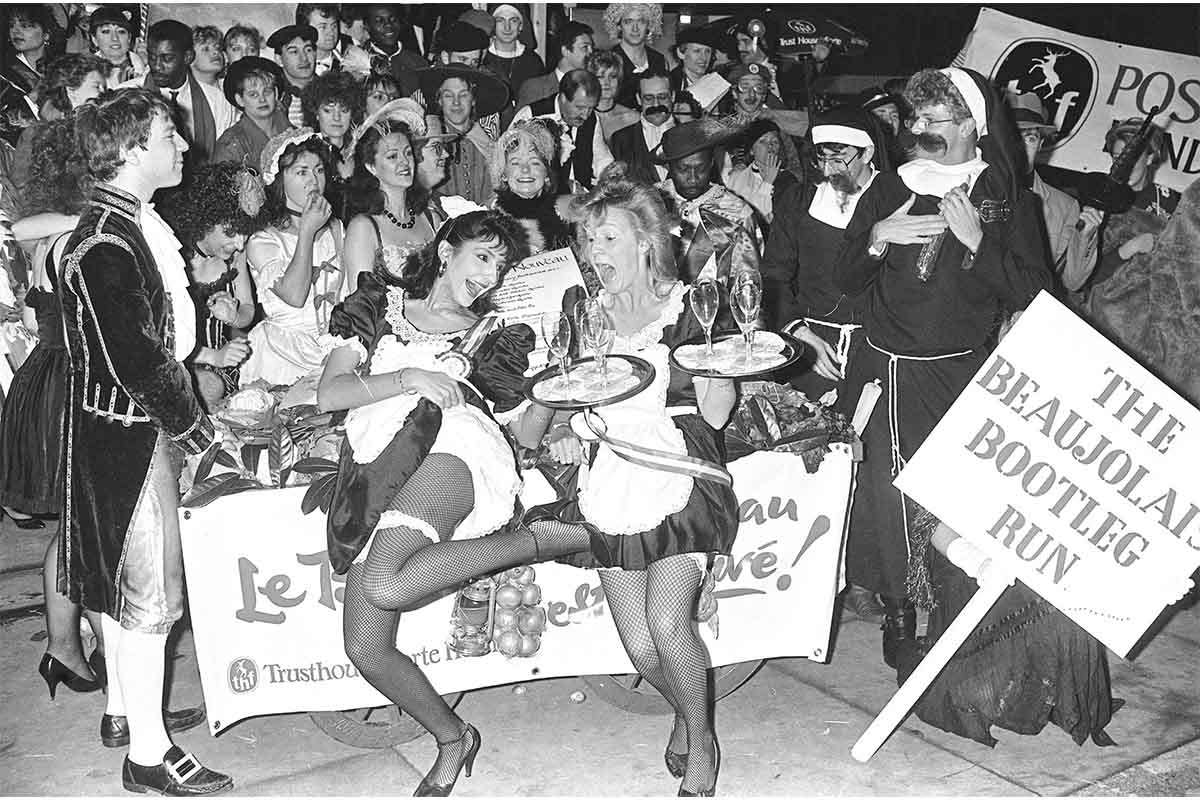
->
[228, 658, 259, 694]
[993, 39, 1099, 148]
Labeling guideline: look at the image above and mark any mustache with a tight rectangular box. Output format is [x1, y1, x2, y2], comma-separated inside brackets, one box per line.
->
[643, 105, 670, 118]
[915, 132, 948, 155]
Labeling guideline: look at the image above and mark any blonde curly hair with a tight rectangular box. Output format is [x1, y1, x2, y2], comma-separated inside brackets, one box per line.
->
[491, 119, 558, 191]
[602, 3, 663, 44]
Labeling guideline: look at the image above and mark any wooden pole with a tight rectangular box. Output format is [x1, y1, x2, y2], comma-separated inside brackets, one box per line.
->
[851, 526, 1014, 763]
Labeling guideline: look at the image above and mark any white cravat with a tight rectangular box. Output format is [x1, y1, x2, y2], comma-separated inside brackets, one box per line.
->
[641, 117, 673, 179]
[140, 203, 196, 362]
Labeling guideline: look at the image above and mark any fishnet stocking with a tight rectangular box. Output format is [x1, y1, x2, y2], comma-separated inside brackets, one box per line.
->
[364, 507, 591, 611]
[601, 557, 716, 793]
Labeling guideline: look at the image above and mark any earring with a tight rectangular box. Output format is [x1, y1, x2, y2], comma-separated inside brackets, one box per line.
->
[438, 260, 447, 277]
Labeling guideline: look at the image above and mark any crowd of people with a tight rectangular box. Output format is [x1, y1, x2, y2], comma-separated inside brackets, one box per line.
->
[0, 2, 1187, 797]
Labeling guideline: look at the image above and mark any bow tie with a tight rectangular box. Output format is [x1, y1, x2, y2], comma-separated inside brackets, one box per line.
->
[312, 290, 340, 310]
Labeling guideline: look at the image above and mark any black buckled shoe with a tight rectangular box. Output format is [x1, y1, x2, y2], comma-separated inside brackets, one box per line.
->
[102, 707, 207, 749]
[880, 596, 917, 670]
[122, 746, 232, 796]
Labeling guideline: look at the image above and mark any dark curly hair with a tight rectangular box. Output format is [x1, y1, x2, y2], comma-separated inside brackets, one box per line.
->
[157, 162, 262, 257]
[260, 136, 333, 229]
[5, 5, 63, 59]
[345, 120, 430, 220]
[74, 87, 174, 182]
[22, 116, 90, 216]
[37, 53, 108, 118]
[301, 70, 364, 132]
[393, 210, 530, 313]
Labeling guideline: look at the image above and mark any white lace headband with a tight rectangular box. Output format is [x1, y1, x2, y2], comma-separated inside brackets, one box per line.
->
[261, 128, 319, 184]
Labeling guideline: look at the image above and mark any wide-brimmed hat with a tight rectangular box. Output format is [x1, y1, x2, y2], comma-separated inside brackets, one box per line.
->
[417, 64, 510, 118]
[89, 5, 136, 36]
[1006, 91, 1057, 133]
[415, 114, 459, 143]
[652, 118, 740, 164]
[222, 56, 285, 107]
[437, 20, 489, 54]
[266, 24, 317, 52]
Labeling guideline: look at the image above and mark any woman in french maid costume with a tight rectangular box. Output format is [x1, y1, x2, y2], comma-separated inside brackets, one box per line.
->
[318, 204, 550, 796]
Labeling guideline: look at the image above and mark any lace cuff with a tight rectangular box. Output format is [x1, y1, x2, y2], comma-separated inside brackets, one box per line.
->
[492, 396, 531, 427]
[319, 332, 368, 363]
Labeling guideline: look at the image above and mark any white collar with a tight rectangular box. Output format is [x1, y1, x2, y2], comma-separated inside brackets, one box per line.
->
[641, 115, 674, 132]
[897, 148, 988, 198]
[140, 203, 196, 361]
[489, 41, 526, 58]
[809, 166, 878, 230]
[16, 53, 40, 74]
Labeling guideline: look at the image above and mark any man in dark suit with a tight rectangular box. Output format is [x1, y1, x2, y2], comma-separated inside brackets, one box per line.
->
[609, 68, 674, 186]
[514, 20, 593, 109]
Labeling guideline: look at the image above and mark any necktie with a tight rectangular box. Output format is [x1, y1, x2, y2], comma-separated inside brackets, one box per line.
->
[168, 89, 179, 106]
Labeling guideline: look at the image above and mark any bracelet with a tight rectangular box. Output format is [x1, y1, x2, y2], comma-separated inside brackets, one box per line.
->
[394, 368, 416, 395]
[354, 372, 377, 402]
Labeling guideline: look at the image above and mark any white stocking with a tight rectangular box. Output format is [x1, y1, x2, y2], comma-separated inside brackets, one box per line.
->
[100, 614, 125, 716]
[116, 627, 171, 766]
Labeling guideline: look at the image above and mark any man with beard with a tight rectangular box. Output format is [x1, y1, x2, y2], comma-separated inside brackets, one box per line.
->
[609, 68, 674, 185]
[654, 118, 760, 283]
[834, 68, 1051, 674]
[512, 69, 612, 192]
[417, 63, 509, 205]
[763, 109, 887, 409]
[762, 108, 889, 624]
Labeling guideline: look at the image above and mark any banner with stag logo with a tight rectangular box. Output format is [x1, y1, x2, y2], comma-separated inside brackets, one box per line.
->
[959, 8, 1200, 194]
[180, 449, 853, 735]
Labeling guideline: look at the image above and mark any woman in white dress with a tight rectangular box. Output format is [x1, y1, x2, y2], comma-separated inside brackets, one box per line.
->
[241, 127, 347, 386]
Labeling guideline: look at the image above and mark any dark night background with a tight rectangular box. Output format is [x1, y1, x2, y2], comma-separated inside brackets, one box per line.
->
[655, 4, 1200, 72]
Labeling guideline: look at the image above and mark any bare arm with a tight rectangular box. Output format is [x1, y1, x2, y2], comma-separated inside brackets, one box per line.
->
[343, 215, 380, 293]
[12, 213, 77, 244]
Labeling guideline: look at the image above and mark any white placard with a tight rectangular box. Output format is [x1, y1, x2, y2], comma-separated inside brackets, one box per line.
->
[960, 8, 1200, 195]
[895, 292, 1200, 657]
[490, 247, 586, 372]
[688, 73, 732, 112]
[179, 449, 853, 735]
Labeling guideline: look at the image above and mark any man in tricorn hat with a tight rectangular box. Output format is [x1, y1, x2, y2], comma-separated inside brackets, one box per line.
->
[1007, 90, 1101, 293]
[655, 117, 760, 283]
[834, 67, 1052, 674]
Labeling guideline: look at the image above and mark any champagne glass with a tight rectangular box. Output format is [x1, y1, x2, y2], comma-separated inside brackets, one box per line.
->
[689, 280, 720, 357]
[541, 311, 573, 389]
[579, 299, 616, 388]
[730, 272, 762, 364]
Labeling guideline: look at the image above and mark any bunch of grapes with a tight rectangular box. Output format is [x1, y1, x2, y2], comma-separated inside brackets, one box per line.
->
[491, 566, 547, 658]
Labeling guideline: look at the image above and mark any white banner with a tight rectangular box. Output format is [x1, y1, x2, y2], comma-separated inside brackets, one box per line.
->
[961, 8, 1200, 194]
[180, 449, 853, 735]
[895, 293, 1200, 657]
[489, 247, 585, 373]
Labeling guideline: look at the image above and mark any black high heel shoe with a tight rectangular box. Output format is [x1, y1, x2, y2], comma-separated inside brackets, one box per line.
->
[413, 723, 481, 797]
[39, 653, 101, 699]
[678, 737, 720, 797]
[664, 747, 687, 779]
[4, 509, 44, 529]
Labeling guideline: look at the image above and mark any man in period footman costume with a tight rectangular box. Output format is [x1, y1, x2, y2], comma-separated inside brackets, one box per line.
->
[418, 63, 509, 205]
[834, 67, 1052, 673]
[60, 88, 233, 795]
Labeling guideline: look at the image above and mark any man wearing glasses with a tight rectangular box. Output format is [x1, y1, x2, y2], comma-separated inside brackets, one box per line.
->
[609, 68, 675, 185]
[833, 68, 1052, 677]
